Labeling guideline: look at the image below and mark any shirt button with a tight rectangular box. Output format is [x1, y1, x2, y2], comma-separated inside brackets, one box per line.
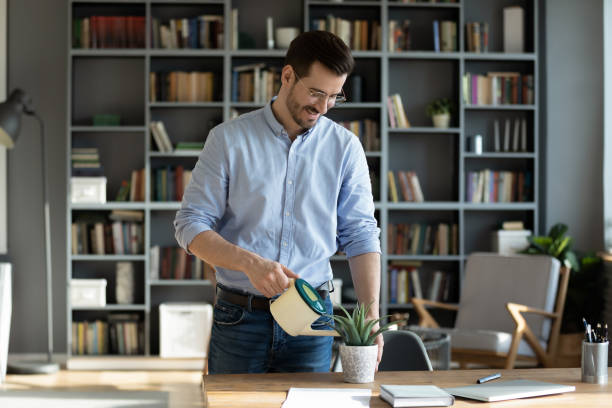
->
[288, 180, 293, 185]
[282, 241, 288, 247]
[285, 212, 290, 217]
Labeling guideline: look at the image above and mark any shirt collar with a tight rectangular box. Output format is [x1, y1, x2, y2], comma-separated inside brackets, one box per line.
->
[264, 97, 318, 142]
[263, 98, 285, 138]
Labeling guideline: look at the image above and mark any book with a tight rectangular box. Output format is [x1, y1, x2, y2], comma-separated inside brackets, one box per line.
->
[409, 269, 422, 299]
[512, 117, 520, 151]
[502, 220, 525, 230]
[503, 118, 510, 151]
[388, 171, 399, 203]
[503, 6, 525, 53]
[520, 118, 527, 151]
[432, 20, 440, 52]
[380, 384, 454, 407]
[444, 380, 575, 402]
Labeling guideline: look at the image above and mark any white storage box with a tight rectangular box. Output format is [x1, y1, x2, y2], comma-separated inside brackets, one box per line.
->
[70, 279, 107, 307]
[159, 302, 213, 358]
[492, 229, 531, 255]
[70, 177, 107, 204]
[330, 278, 343, 305]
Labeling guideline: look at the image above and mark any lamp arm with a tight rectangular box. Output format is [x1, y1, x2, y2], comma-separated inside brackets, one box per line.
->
[33, 112, 53, 362]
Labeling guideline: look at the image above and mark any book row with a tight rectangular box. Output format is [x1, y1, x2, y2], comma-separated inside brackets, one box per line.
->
[387, 94, 410, 129]
[387, 223, 458, 256]
[72, 16, 145, 49]
[466, 170, 532, 203]
[71, 316, 144, 356]
[463, 73, 535, 106]
[149, 71, 216, 102]
[71, 147, 103, 177]
[71, 220, 144, 256]
[388, 170, 424, 203]
[388, 266, 454, 304]
[311, 16, 381, 51]
[433, 21, 458, 53]
[338, 119, 380, 152]
[149, 120, 208, 153]
[150, 246, 215, 281]
[465, 22, 489, 53]
[389, 19, 465, 52]
[231, 64, 281, 103]
[151, 166, 193, 203]
[469, 117, 528, 153]
[151, 15, 223, 49]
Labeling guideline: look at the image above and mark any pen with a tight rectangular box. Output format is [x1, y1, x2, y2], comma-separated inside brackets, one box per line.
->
[587, 324, 592, 343]
[597, 323, 602, 342]
[583, 318, 590, 342]
[477, 373, 501, 384]
[605, 324, 608, 342]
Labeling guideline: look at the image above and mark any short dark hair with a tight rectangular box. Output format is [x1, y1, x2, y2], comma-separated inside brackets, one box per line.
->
[285, 31, 354, 78]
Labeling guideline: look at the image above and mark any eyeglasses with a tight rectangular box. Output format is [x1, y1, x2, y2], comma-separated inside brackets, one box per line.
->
[293, 71, 347, 106]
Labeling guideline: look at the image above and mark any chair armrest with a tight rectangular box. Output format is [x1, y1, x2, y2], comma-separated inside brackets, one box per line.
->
[413, 298, 460, 311]
[506, 302, 558, 319]
[411, 298, 459, 328]
[505, 302, 558, 367]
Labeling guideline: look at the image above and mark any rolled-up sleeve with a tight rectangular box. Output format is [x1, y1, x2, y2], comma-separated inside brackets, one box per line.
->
[174, 128, 228, 253]
[336, 139, 381, 258]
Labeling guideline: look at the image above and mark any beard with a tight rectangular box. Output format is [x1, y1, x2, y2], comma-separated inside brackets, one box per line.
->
[286, 85, 321, 130]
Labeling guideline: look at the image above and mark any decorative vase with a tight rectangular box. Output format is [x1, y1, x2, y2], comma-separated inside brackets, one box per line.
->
[339, 344, 378, 383]
[432, 113, 450, 129]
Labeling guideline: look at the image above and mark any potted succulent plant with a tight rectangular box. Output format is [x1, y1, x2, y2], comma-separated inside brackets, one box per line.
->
[426, 98, 453, 129]
[327, 302, 401, 383]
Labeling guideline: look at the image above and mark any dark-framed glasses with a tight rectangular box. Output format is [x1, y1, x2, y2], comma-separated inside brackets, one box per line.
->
[294, 71, 347, 106]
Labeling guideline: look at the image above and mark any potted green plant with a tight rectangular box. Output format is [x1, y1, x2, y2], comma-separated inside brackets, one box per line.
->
[426, 98, 452, 129]
[327, 302, 401, 383]
[520, 223, 580, 271]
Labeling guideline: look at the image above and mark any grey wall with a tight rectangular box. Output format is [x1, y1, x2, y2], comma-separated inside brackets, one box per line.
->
[3, 0, 606, 353]
[544, 0, 604, 252]
[7, 0, 67, 353]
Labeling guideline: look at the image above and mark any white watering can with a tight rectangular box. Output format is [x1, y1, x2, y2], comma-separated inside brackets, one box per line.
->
[270, 278, 339, 337]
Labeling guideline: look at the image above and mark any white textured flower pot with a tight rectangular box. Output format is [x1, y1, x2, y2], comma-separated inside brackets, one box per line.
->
[432, 113, 450, 129]
[339, 344, 378, 383]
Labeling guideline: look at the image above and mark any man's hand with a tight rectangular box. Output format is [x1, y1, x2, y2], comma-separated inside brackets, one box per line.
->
[370, 323, 384, 372]
[244, 259, 299, 298]
[374, 330, 384, 372]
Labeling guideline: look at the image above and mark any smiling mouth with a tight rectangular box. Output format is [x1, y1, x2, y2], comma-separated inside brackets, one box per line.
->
[305, 106, 319, 119]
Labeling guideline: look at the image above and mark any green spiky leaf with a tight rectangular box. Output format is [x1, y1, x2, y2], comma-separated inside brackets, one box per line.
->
[327, 301, 406, 346]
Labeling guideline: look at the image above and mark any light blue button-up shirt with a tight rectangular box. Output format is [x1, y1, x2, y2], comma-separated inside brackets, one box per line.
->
[174, 100, 380, 295]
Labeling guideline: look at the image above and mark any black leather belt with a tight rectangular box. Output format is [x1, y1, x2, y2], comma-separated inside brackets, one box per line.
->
[216, 283, 330, 312]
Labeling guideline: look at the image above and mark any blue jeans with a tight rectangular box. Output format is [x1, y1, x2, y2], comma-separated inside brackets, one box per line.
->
[208, 294, 334, 374]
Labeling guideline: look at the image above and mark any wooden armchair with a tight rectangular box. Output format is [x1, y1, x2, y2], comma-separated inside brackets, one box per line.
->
[411, 253, 570, 369]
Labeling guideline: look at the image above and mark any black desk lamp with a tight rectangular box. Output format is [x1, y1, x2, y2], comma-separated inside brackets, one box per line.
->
[0, 89, 59, 374]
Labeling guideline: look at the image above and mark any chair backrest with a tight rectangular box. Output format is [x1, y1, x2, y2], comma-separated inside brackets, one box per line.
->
[378, 330, 433, 371]
[455, 253, 561, 343]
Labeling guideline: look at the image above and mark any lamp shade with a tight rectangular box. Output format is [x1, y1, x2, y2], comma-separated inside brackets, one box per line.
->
[0, 89, 33, 148]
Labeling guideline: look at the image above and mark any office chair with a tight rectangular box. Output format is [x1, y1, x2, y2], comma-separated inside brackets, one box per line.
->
[378, 330, 433, 371]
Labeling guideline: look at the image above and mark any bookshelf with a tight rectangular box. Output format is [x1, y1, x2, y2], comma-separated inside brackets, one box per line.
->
[67, 0, 539, 367]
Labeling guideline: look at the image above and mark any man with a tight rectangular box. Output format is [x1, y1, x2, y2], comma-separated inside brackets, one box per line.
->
[174, 31, 381, 374]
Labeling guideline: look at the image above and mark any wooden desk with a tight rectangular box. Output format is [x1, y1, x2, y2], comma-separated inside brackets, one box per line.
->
[3, 371, 203, 408]
[204, 368, 612, 407]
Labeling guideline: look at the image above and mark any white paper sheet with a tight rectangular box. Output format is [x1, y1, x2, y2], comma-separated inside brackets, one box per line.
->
[281, 387, 371, 408]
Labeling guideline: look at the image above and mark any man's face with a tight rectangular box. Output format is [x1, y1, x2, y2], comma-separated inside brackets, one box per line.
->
[285, 62, 347, 130]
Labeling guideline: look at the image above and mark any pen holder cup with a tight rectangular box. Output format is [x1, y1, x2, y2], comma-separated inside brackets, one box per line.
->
[581, 341, 609, 384]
